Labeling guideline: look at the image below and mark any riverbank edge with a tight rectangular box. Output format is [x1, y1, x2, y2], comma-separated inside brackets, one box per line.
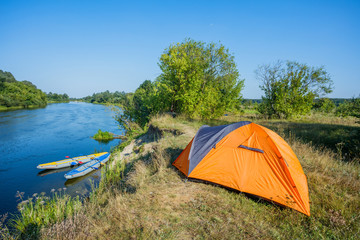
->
[0, 101, 72, 112]
[0, 105, 46, 112]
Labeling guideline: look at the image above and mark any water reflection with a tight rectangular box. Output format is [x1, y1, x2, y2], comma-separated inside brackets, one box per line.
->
[64, 169, 101, 187]
[37, 167, 74, 177]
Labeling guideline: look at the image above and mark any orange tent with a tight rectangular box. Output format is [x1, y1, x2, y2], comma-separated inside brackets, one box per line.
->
[173, 121, 310, 216]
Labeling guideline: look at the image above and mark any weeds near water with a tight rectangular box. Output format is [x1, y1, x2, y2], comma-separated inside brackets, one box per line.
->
[0, 213, 12, 240]
[107, 160, 126, 185]
[11, 188, 82, 237]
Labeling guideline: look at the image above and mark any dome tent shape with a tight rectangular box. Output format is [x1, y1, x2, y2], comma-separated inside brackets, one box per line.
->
[173, 121, 310, 216]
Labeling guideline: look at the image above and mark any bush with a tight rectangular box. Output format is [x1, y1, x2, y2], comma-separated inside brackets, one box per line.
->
[93, 129, 114, 141]
[313, 98, 336, 113]
[335, 97, 360, 118]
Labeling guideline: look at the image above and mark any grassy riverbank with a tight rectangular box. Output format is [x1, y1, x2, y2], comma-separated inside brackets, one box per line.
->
[0, 102, 69, 112]
[2, 114, 360, 239]
[0, 105, 47, 112]
[47, 101, 70, 104]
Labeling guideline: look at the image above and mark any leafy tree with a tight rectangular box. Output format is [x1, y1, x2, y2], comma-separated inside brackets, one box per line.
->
[132, 80, 161, 126]
[0, 70, 16, 83]
[256, 61, 333, 118]
[116, 80, 160, 128]
[157, 39, 244, 119]
[0, 70, 47, 108]
[112, 92, 144, 134]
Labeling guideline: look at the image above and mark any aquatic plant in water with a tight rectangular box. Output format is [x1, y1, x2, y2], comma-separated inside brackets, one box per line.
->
[92, 129, 114, 142]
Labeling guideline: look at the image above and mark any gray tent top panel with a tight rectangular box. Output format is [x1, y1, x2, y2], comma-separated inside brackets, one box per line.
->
[187, 121, 252, 175]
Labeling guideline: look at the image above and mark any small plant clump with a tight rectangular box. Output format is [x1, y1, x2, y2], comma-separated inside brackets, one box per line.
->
[10, 189, 82, 239]
[92, 129, 114, 141]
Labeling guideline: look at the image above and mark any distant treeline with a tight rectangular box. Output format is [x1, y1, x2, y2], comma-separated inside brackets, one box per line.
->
[244, 98, 353, 105]
[0, 69, 70, 110]
[47, 92, 70, 103]
[243, 98, 355, 107]
[314, 98, 353, 106]
[81, 90, 359, 126]
[71, 90, 360, 120]
[81, 90, 129, 105]
[242, 98, 359, 118]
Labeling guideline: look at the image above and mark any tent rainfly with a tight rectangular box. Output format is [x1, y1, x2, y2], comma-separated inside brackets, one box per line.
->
[173, 121, 310, 216]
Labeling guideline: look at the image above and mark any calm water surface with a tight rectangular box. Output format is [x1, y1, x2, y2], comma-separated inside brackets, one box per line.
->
[0, 102, 123, 215]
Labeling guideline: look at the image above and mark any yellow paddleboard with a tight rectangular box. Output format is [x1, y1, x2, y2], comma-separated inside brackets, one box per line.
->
[37, 152, 108, 169]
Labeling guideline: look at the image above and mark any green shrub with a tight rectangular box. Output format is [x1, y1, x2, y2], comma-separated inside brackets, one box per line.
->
[93, 129, 114, 141]
[335, 97, 360, 118]
[313, 98, 336, 113]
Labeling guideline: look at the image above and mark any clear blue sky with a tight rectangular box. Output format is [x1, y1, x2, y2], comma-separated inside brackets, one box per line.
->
[0, 0, 359, 98]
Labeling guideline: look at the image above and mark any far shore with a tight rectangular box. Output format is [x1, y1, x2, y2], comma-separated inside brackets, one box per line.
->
[0, 101, 71, 112]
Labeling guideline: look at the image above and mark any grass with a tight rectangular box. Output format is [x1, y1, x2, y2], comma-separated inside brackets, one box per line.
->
[259, 121, 360, 162]
[2, 114, 360, 239]
[1, 189, 82, 239]
[0, 106, 23, 111]
[200, 111, 360, 162]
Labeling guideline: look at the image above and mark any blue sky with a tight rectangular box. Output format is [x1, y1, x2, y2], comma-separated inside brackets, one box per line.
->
[0, 0, 359, 98]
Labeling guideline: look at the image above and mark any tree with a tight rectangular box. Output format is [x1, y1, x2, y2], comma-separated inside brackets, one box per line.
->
[127, 80, 160, 127]
[157, 39, 244, 119]
[0, 70, 47, 108]
[256, 61, 333, 118]
[112, 92, 143, 134]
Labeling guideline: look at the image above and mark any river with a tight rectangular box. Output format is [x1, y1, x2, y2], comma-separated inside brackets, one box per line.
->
[0, 102, 124, 216]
